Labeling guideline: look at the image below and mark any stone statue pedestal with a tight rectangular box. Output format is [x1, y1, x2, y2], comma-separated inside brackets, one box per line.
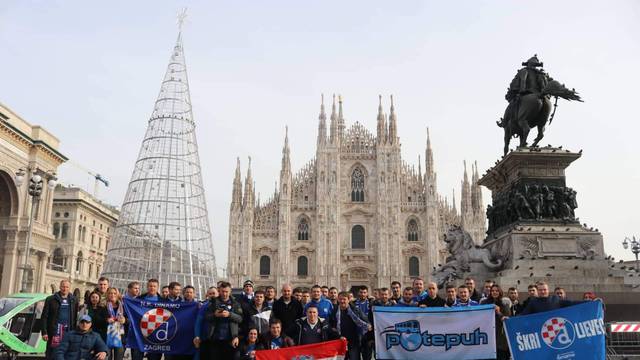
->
[475, 147, 639, 295]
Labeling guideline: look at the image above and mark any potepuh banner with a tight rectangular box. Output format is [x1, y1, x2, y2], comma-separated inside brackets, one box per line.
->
[504, 301, 605, 360]
[124, 298, 199, 354]
[374, 304, 496, 360]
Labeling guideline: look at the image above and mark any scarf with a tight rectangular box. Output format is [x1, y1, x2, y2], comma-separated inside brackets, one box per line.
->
[336, 305, 369, 336]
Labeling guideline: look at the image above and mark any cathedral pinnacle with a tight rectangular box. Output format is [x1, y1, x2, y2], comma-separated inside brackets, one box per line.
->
[231, 157, 243, 209]
[243, 156, 254, 209]
[425, 127, 435, 178]
[377, 95, 387, 144]
[329, 94, 337, 143]
[318, 94, 327, 146]
[388, 95, 398, 144]
[281, 126, 291, 175]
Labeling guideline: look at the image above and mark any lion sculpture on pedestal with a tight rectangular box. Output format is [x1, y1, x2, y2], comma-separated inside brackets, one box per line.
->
[433, 225, 503, 288]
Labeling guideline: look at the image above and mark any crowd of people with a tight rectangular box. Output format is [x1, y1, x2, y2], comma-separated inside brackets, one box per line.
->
[41, 276, 602, 360]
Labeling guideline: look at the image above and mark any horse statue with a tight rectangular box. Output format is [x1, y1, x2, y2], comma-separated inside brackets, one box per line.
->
[498, 55, 583, 155]
[433, 225, 503, 288]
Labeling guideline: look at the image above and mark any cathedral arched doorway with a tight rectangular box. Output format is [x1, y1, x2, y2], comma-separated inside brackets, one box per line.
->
[0, 169, 19, 294]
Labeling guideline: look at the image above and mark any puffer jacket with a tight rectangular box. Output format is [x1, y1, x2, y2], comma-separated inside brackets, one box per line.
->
[54, 330, 108, 360]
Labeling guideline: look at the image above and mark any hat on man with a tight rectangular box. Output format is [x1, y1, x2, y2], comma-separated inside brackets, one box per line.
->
[79, 314, 92, 323]
[243, 280, 254, 287]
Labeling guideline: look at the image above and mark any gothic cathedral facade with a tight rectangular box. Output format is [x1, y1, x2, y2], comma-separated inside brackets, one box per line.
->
[227, 96, 485, 291]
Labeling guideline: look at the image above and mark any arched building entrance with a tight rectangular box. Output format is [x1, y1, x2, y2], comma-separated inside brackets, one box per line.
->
[0, 169, 19, 293]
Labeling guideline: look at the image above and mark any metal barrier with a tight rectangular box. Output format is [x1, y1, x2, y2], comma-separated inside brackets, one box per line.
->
[606, 322, 640, 359]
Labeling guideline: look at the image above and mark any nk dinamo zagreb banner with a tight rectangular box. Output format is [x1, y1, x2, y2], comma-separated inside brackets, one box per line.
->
[373, 305, 496, 360]
[124, 298, 199, 354]
[504, 301, 605, 360]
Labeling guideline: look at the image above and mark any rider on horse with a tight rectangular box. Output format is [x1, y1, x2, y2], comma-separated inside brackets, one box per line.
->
[500, 55, 552, 127]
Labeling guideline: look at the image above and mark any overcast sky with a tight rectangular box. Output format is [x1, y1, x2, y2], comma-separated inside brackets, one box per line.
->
[2, 1, 639, 270]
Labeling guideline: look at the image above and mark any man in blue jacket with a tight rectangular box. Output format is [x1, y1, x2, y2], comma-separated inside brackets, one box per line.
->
[304, 285, 333, 320]
[55, 315, 108, 360]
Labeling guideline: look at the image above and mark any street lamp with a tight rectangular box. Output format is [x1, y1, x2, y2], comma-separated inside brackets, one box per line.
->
[622, 236, 640, 273]
[14, 168, 57, 293]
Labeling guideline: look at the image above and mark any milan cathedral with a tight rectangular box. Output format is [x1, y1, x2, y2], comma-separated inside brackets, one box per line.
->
[228, 95, 485, 291]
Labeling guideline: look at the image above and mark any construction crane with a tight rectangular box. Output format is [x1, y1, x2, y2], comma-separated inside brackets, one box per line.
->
[67, 160, 110, 198]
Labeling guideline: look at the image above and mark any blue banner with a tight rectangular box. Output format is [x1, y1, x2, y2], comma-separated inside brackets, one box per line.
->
[124, 298, 199, 355]
[504, 301, 605, 360]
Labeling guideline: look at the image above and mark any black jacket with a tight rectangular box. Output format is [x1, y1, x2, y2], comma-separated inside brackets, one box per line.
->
[205, 296, 243, 340]
[287, 318, 337, 345]
[418, 295, 446, 308]
[520, 295, 584, 315]
[241, 302, 270, 336]
[85, 305, 109, 342]
[271, 297, 303, 334]
[329, 304, 369, 343]
[257, 333, 295, 350]
[41, 293, 79, 337]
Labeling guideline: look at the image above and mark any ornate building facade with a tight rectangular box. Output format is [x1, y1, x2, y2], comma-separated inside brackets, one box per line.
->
[227, 96, 485, 291]
[50, 185, 119, 299]
[0, 102, 67, 296]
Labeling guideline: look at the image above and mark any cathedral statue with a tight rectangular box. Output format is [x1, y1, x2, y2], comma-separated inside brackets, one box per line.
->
[498, 55, 583, 155]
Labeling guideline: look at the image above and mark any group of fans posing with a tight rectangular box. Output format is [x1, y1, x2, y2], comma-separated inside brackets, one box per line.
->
[41, 276, 601, 360]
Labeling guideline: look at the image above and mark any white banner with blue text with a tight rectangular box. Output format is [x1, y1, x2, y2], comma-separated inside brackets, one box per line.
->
[373, 304, 496, 360]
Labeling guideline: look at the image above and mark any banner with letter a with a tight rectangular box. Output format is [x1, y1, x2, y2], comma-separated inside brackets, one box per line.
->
[504, 301, 605, 360]
[373, 305, 496, 360]
[255, 339, 347, 360]
[124, 298, 199, 355]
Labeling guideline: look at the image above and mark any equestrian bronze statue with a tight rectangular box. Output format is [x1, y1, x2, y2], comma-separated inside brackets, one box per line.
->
[498, 55, 582, 155]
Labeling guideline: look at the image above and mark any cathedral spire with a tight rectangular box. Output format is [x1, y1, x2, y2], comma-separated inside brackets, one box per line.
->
[388, 95, 398, 144]
[473, 160, 483, 212]
[243, 156, 254, 209]
[231, 157, 242, 210]
[317, 94, 327, 147]
[425, 127, 435, 179]
[376, 95, 386, 144]
[337, 95, 345, 140]
[418, 154, 423, 186]
[329, 94, 337, 144]
[452, 188, 457, 214]
[282, 126, 291, 171]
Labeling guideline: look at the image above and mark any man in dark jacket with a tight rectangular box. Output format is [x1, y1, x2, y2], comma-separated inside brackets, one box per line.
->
[258, 319, 295, 350]
[330, 292, 370, 360]
[205, 281, 243, 360]
[42, 279, 79, 359]
[287, 305, 337, 345]
[520, 282, 585, 315]
[241, 290, 270, 336]
[271, 284, 303, 334]
[418, 282, 446, 307]
[54, 314, 108, 360]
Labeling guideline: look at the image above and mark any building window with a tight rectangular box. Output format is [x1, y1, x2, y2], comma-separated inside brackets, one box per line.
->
[351, 167, 365, 202]
[91, 234, 95, 246]
[351, 225, 365, 249]
[55, 212, 60, 218]
[52, 248, 64, 270]
[53, 222, 60, 238]
[259, 255, 271, 276]
[96, 265, 101, 277]
[100, 224, 103, 230]
[297, 256, 308, 276]
[64, 212, 69, 218]
[409, 256, 419, 277]
[61, 223, 69, 239]
[407, 219, 419, 241]
[76, 252, 83, 273]
[297, 218, 310, 240]
[89, 263, 94, 278]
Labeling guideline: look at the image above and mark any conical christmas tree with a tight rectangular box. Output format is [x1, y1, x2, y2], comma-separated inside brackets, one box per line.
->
[103, 21, 216, 296]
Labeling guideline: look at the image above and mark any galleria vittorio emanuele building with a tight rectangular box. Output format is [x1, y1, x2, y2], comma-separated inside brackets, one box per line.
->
[227, 96, 486, 292]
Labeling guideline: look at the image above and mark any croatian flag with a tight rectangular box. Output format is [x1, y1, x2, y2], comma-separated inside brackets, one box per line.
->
[255, 339, 347, 360]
